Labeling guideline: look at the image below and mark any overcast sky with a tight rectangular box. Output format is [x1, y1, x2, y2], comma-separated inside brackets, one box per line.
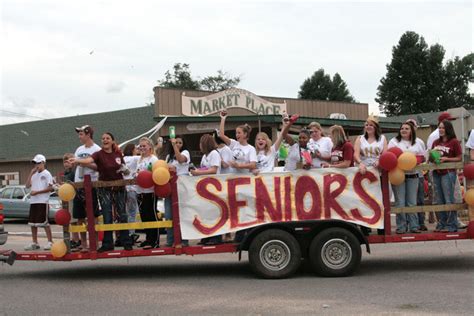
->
[1, 0, 472, 125]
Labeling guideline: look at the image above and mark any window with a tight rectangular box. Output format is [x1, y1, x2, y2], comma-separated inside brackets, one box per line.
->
[12, 188, 25, 199]
[1, 188, 14, 199]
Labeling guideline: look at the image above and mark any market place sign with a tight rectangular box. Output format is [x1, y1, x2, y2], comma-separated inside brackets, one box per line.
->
[182, 88, 287, 116]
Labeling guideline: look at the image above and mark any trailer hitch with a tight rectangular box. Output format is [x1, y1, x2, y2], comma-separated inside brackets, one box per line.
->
[0, 250, 16, 266]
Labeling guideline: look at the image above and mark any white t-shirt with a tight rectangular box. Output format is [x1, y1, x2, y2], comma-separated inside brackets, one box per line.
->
[358, 135, 386, 167]
[388, 137, 426, 175]
[229, 139, 257, 174]
[256, 145, 277, 172]
[135, 155, 158, 193]
[217, 145, 235, 174]
[30, 169, 53, 204]
[124, 156, 139, 191]
[466, 130, 474, 149]
[426, 128, 439, 152]
[200, 150, 221, 174]
[74, 143, 101, 182]
[307, 137, 333, 168]
[285, 143, 301, 171]
[166, 149, 190, 176]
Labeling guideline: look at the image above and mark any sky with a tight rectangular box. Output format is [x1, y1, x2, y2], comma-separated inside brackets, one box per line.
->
[1, 0, 472, 125]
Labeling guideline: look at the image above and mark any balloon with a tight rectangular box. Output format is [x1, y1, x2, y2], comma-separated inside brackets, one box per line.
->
[136, 170, 154, 188]
[464, 189, 474, 205]
[429, 150, 441, 165]
[398, 152, 417, 171]
[51, 241, 68, 258]
[153, 167, 170, 185]
[54, 209, 71, 226]
[154, 183, 171, 198]
[152, 160, 168, 171]
[58, 183, 76, 202]
[464, 164, 474, 180]
[389, 168, 405, 185]
[388, 147, 403, 158]
[379, 152, 398, 171]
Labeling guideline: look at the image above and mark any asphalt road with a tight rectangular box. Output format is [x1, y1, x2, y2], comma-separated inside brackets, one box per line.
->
[1, 221, 473, 315]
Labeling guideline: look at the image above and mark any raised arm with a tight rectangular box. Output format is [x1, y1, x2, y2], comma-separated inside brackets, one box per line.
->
[273, 121, 291, 150]
[219, 111, 231, 146]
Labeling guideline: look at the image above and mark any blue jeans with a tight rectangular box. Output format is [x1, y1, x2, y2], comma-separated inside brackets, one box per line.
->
[98, 188, 131, 247]
[126, 190, 138, 234]
[165, 197, 188, 246]
[417, 176, 425, 226]
[393, 177, 419, 232]
[433, 171, 458, 232]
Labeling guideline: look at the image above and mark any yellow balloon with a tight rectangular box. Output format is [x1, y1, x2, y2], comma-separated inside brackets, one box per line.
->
[152, 167, 170, 185]
[398, 152, 417, 171]
[464, 189, 474, 206]
[51, 241, 68, 258]
[152, 160, 168, 171]
[58, 183, 76, 202]
[389, 168, 405, 185]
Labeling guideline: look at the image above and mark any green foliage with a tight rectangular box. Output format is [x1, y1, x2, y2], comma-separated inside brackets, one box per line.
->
[298, 69, 355, 102]
[157, 63, 241, 92]
[377, 31, 473, 116]
[439, 53, 474, 110]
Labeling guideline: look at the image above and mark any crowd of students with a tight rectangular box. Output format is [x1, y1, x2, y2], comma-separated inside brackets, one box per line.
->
[23, 111, 469, 251]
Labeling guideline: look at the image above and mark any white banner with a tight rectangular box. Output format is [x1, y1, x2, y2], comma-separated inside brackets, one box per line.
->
[177, 168, 384, 239]
[181, 88, 287, 116]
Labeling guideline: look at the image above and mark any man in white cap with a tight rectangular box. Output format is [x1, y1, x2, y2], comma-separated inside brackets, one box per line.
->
[24, 154, 54, 250]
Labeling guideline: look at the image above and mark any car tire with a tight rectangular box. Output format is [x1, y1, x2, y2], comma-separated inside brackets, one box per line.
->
[248, 229, 301, 279]
[308, 227, 361, 277]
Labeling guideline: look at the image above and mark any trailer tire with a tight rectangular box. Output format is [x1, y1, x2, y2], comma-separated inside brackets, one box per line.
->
[248, 229, 301, 279]
[309, 227, 361, 277]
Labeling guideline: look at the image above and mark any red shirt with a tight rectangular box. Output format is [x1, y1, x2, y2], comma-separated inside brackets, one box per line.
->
[91, 150, 125, 181]
[331, 141, 354, 167]
[432, 138, 461, 174]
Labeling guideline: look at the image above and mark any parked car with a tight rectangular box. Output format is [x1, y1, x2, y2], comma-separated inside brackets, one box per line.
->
[0, 185, 62, 222]
[0, 202, 7, 245]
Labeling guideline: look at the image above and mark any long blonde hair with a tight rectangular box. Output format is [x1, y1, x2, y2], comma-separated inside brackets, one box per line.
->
[255, 132, 273, 154]
[330, 125, 348, 147]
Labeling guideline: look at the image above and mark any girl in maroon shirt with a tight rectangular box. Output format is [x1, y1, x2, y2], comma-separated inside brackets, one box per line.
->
[431, 120, 462, 232]
[71, 132, 132, 252]
[323, 125, 354, 168]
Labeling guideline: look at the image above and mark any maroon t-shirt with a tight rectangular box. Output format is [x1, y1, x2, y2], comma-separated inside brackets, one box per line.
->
[432, 138, 461, 174]
[91, 150, 125, 181]
[331, 141, 354, 167]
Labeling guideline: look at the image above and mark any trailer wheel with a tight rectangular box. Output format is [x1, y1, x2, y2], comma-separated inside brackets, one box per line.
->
[309, 227, 361, 277]
[248, 229, 301, 279]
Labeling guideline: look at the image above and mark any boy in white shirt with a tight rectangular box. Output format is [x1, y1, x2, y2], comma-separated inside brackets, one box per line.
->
[24, 154, 54, 251]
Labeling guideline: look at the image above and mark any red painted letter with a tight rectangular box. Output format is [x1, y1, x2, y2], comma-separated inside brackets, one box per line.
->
[255, 177, 282, 222]
[323, 174, 351, 220]
[228, 177, 257, 228]
[294, 176, 322, 220]
[351, 171, 382, 225]
[193, 178, 229, 234]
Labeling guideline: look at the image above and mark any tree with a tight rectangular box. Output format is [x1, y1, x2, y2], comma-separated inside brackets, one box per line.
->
[157, 63, 241, 91]
[377, 31, 473, 116]
[298, 69, 355, 102]
[158, 63, 201, 90]
[200, 70, 241, 92]
[376, 31, 445, 116]
[439, 53, 474, 110]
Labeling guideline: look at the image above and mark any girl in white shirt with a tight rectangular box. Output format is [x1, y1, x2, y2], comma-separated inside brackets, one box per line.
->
[354, 117, 387, 175]
[253, 120, 291, 174]
[190, 134, 223, 245]
[307, 122, 333, 168]
[388, 123, 426, 234]
[219, 111, 257, 174]
[164, 135, 190, 247]
[214, 132, 235, 174]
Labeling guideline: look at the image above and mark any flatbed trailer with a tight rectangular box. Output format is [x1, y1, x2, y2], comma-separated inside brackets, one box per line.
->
[1, 162, 473, 279]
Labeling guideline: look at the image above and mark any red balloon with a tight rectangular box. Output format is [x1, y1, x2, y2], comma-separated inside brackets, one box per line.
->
[387, 147, 403, 158]
[379, 152, 398, 171]
[54, 209, 71, 226]
[464, 164, 474, 180]
[136, 170, 154, 188]
[154, 183, 171, 198]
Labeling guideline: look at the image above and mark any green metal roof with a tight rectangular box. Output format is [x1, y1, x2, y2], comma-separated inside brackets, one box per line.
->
[0, 106, 156, 162]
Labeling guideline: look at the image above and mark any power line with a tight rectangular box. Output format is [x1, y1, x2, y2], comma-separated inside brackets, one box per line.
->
[0, 109, 48, 120]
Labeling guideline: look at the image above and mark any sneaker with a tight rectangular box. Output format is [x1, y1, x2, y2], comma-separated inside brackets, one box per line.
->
[419, 225, 428, 231]
[43, 242, 53, 250]
[131, 234, 140, 243]
[123, 244, 133, 251]
[458, 221, 468, 229]
[409, 229, 421, 234]
[114, 239, 123, 247]
[24, 242, 40, 251]
[139, 240, 151, 248]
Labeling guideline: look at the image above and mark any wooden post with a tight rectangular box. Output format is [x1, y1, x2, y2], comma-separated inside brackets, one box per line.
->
[381, 170, 391, 236]
[84, 175, 97, 252]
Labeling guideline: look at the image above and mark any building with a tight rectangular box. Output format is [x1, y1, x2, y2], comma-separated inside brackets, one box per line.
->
[1, 87, 402, 186]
